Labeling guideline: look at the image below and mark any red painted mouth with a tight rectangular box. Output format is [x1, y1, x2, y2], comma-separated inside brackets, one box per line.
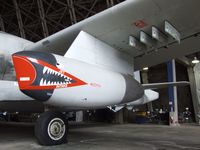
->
[12, 55, 36, 90]
[12, 54, 87, 90]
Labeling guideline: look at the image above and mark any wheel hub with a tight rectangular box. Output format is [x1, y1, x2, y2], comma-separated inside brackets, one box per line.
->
[48, 118, 66, 141]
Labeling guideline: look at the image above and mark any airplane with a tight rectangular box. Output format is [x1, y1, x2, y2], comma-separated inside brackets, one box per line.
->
[0, 0, 200, 146]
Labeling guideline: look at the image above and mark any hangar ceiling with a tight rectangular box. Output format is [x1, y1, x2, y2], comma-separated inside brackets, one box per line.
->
[0, 0, 124, 42]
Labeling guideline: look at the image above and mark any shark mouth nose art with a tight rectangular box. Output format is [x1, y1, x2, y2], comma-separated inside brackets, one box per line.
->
[40, 66, 73, 86]
[12, 51, 87, 101]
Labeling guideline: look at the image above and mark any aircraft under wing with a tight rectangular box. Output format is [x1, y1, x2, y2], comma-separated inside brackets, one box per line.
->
[134, 36, 200, 70]
[25, 0, 200, 70]
[142, 81, 190, 90]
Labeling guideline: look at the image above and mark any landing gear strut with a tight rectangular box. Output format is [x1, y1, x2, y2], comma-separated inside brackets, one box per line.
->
[35, 111, 68, 146]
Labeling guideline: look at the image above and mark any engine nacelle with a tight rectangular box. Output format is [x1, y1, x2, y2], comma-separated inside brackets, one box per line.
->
[12, 51, 144, 109]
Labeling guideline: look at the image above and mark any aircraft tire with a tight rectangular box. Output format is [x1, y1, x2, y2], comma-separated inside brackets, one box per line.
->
[34, 111, 68, 146]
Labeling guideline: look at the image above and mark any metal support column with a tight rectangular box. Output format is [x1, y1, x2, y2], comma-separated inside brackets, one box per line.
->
[76, 111, 83, 122]
[177, 57, 200, 124]
[13, 0, 26, 38]
[141, 71, 153, 112]
[106, 0, 114, 8]
[189, 65, 200, 124]
[37, 0, 49, 37]
[0, 15, 5, 31]
[167, 60, 179, 126]
[115, 109, 124, 124]
[67, 0, 77, 24]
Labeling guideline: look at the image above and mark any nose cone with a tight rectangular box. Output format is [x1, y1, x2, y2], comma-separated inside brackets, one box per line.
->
[12, 51, 57, 101]
[12, 51, 87, 101]
[12, 51, 58, 90]
[12, 54, 36, 90]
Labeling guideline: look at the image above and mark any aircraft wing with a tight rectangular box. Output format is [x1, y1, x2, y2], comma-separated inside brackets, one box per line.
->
[25, 0, 200, 70]
[142, 81, 190, 90]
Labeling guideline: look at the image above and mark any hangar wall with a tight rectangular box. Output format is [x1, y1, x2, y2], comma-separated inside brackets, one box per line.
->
[148, 62, 194, 121]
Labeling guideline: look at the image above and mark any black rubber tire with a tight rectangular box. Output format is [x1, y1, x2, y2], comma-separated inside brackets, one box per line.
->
[34, 111, 68, 146]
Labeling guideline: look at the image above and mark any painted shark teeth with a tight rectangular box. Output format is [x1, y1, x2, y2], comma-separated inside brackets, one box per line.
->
[40, 79, 55, 86]
[43, 67, 65, 76]
[43, 80, 47, 85]
[40, 78, 44, 86]
[43, 67, 48, 74]
[40, 66, 73, 86]
[60, 74, 64, 77]
[39, 78, 71, 86]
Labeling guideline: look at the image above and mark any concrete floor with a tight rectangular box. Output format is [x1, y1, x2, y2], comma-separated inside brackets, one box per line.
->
[0, 122, 200, 150]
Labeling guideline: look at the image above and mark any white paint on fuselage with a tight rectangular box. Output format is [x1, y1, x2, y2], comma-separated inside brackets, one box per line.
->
[46, 54, 129, 109]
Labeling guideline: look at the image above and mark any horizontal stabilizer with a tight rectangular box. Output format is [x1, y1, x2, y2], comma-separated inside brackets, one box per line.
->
[142, 81, 189, 89]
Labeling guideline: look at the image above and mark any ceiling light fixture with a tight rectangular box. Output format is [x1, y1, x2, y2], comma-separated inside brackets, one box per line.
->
[192, 57, 200, 64]
[143, 67, 149, 71]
